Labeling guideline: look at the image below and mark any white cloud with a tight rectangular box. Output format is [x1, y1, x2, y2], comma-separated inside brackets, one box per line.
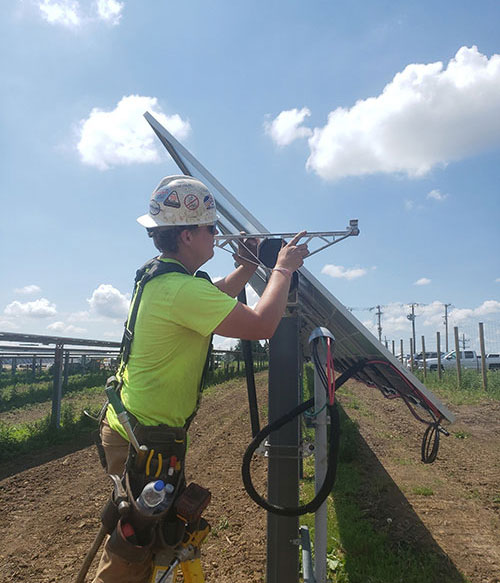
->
[87, 284, 130, 319]
[95, 0, 123, 25]
[213, 335, 238, 350]
[77, 95, 191, 170]
[264, 107, 312, 147]
[36, 0, 124, 27]
[4, 298, 57, 318]
[306, 46, 500, 180]
[414, 277, 431, 286]
[322, 264, 367, 280]
[47, 321, 86, 334]
[427, 189, 448, 201]
[0, 318, 20, 331]
[14, 284, 42, 295]
[38, 0, 81, 27]
[359, 300, 500, 348]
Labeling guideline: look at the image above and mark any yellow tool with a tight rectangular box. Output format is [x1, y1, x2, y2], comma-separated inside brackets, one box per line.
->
[153, 519, 210, 583]
[145, 449, 163, 478]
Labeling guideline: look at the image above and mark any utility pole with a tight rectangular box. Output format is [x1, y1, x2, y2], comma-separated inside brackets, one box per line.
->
[376, 305, 383, 343]
[443, 304, 452, 352]
[407, 303, 418, 358]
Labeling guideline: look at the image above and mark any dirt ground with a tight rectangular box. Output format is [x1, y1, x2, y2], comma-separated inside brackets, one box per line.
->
[0, 373, 499, 582]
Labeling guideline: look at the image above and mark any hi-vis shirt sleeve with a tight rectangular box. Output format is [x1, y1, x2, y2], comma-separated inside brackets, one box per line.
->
[170, 277, 238, 337]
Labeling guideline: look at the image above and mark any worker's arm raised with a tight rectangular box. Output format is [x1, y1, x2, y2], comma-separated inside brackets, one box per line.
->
[214, 236, 259, 298]
[214, 232, 308, 340]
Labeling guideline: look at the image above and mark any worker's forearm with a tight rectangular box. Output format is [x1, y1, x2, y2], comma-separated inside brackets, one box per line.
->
[214, 264, 258, 298]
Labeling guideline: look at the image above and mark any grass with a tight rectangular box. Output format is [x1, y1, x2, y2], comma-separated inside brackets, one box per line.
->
[0, 365, 269, 463]
[299, 406, 467, 583]
[412, 486, 434, 496]
[415, 369, 500, 404]
[0, 370, 111, 412]
[0, 402, 99, 462]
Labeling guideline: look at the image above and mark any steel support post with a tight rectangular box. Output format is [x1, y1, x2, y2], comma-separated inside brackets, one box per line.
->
[51, 344, 64, 429]
[267, 315, 301, 583]
[63, 350, 70, 391]
[314, 367, 328, 583]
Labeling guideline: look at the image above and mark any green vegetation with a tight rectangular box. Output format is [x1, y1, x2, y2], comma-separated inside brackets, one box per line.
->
[0, 370, 110, 412]
[0, 359, 268, 463]
[415, 369, 500, 404]
[412, 486, 434, 496]
[299, 406, 467, 583]
[0, 403, 99, 462]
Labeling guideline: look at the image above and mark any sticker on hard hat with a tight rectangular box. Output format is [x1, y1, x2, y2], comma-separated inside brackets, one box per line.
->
[164, 191, 181, 208]
[184, 194, 200, 210]
[203, 194, 215, 210]
[149, 200, 161, 216]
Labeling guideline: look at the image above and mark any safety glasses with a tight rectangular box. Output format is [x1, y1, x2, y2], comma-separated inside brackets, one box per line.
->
[205, 224, 217, 235]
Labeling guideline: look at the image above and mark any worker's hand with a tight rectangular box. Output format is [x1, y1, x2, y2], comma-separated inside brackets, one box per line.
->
[275, 231, 309, 272]
[233, 232, 259, 269]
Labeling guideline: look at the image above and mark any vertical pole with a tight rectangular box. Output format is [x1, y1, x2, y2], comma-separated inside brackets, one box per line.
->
[267, 316, 300, 583]
[454, 327, 462, 387]
[51, 344, 64, 429]
[300, 527, 314, 583]
[409, 338, 414, 372]
[63, 350, 70, 391]
[479, 322, 487, 392]
[444, 304, 451, 352]
[32, 356, 36, 379]
[400, 339, 404, 364]
[421, 335, 427, 381]
[391, 340, 395, 355]
[314, 366, 327, 583]
[376, 305, 382, 342]
[437, 332, 442, 380]
[12, 357, 17, 377]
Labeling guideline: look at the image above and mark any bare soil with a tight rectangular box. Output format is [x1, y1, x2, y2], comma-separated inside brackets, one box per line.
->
[0, 373, 498, 582]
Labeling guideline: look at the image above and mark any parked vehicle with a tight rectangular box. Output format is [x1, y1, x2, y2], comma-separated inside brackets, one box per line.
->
[486, 353, 500, 370]
[426, 350, 480, 372]
[426, 351, 500, 372]
[405, 352, 443, 369]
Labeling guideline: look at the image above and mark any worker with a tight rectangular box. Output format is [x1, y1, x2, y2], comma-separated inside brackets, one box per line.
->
[92, 175, 308, 582]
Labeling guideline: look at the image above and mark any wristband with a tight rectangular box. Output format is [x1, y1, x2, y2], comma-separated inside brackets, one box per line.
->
[272, 267, 292, 278]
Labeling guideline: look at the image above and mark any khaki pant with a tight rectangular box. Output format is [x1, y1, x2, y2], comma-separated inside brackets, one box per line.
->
[92, 419, 153, 583]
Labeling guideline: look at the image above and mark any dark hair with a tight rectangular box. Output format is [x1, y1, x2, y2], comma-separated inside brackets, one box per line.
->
[148, 226, 197, 253]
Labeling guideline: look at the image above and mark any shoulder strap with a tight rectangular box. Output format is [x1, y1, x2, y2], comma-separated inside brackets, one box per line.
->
[117, 259, 214, 427]
[118, 258, 191, 371]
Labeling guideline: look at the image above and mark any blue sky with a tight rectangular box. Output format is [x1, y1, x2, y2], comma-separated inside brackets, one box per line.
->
[1, 0, 499, 353]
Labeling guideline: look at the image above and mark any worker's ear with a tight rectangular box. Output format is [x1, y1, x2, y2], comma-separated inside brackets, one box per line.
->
[179, 228, 195, 246]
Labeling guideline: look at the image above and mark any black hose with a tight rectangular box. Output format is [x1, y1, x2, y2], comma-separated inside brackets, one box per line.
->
[237, 288, 260, 438]
[241, 398, 340, 516]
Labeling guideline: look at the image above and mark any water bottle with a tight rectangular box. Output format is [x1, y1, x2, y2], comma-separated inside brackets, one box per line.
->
[136, 480, 166, 514]
[156, 482, 175, 513]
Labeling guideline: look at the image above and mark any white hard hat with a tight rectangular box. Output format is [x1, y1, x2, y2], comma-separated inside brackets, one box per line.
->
[137, 175, 217, 228]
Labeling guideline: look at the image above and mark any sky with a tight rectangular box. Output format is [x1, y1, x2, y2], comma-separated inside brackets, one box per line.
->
[1, 0, 499, 354]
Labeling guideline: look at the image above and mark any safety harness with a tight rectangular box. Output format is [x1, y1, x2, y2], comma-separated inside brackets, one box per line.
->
[108, 257, 213, 431]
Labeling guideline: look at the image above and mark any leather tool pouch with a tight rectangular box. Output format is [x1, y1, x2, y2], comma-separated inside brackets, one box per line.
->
[124, 424, 187, 536]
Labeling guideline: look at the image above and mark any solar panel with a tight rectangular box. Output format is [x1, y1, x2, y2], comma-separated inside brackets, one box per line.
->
[144, 112, 454, 425]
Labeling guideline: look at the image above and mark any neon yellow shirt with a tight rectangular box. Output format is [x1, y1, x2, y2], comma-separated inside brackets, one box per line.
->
[107, 259, 237, 439]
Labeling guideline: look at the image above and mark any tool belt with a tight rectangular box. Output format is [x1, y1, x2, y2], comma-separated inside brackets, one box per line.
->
[100, 422, 211, 564]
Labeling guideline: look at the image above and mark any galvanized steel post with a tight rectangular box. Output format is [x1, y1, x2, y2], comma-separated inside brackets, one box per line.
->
[267, 315, 301, 583]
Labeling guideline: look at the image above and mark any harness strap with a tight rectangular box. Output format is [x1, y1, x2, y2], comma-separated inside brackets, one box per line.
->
[116, 257, 213, 430]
